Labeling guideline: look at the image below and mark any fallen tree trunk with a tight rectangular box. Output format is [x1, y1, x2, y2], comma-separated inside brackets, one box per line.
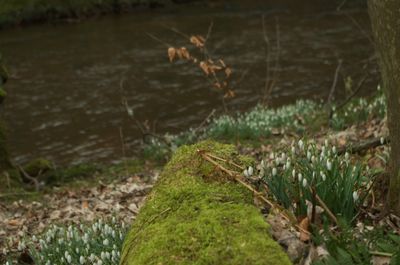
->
[120, 141, 291, 265]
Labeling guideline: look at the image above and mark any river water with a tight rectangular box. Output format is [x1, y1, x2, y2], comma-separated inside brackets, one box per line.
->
[0, 1, 377, 166]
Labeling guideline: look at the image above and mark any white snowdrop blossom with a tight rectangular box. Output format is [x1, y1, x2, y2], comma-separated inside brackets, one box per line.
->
[272, 168, 277, 177]
[380, 137, 385, 145]
[326, 159, 332, 171]
[80, 256, 85, 264]
[298, 140, 304, 150]
[321, 171, 326, 181]
[247, 166, 254, 176]
[292, 169, 296, 178]
[307, 151, 312, 160]
[66, 254, 72, 263]
[345, 152, 350, 160]
[243, 169, 249, 178]
[291, 146, 296, 154]
[298, 173, 303, 182]
[302, 178, 308, 188]
[353, 191, 359, 202]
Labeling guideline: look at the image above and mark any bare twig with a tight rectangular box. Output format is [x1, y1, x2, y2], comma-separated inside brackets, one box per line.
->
[312, 188, 339, 225]
[337, 137, 389, 155]
[327, 60, 343, 106]
[330, 74, 367, 118]
[146, 33, 171, 47]
[17, 165, 40, 191]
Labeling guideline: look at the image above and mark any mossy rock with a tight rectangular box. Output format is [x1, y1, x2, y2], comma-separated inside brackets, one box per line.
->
[120, 140, 292, 265]
[22, 158, 52, 177]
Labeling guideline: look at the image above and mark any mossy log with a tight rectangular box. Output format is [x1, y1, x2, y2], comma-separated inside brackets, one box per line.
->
[120, 141, 292, 265]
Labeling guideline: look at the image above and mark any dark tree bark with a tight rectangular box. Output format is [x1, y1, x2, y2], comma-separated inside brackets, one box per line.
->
[368, 0, 400, 214]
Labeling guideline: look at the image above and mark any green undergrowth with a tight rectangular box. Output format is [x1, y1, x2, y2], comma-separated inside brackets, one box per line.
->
[121, 141, 291, 265]
[313, 222, 400, 265]
[144, 88, 386, 162]
[330, 87, 386, 130]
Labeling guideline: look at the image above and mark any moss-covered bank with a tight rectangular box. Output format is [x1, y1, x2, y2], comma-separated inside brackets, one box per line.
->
[121, 141, 291, 265]
[0, 0, 198, 28]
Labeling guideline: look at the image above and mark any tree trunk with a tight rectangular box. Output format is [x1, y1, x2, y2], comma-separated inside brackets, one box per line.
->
[368, 0, 400, 214]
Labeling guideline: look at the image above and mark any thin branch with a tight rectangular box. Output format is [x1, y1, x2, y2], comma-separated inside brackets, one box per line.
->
[327, 60, 343, 106]
[312, 188, 339, 225]
[146, 33, 171, 47]
[335, 75, 367, 113]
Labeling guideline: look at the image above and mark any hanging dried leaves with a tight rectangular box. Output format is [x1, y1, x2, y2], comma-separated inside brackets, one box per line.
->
[199, 61, 210, 75]
[168, 47, 176, 62]
[165, 31, 236, 100]
[225, 67, 232, 78]
[190, 35, 205, 48]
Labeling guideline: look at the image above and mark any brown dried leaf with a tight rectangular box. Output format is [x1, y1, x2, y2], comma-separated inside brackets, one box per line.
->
[180, 47, 190, 60]
[176, 49, 183, 59]
[7, 219, 21, 226]
[199, 61, 210, 75]
[214, 82, 222, 89]
[168, 47, 176, 62]
[190, 35, 205, 48]
[299, 217, 310, 242]
[225, 67, 232, 78]
[224, 90, 235, 98]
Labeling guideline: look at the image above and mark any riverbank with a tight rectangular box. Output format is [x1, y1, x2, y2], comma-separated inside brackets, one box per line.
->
[0, 0, 367, 29]
[0, 0, 201, 29]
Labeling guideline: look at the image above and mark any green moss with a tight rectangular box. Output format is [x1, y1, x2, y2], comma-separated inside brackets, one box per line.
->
[121, 140, 291, 265]
[23, 158, 52, 176]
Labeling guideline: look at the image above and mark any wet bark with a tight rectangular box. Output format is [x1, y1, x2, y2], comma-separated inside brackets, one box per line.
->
[368, 0, 400, 214]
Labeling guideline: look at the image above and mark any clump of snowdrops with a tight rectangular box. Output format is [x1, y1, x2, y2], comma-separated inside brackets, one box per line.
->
[331, 86, 386, 130]
[245, 139, 370, 223]
[4, 218, 128, 265]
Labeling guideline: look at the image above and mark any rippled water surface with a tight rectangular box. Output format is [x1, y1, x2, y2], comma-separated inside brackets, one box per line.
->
[0, 1, 377, 165]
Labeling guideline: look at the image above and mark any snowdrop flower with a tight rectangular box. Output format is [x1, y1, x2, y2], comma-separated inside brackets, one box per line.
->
[80, 256, 85, 264]
[281, 152, 286, 161]
[243, 169, 249, 177]
[380, 137, 385, 145]
[285, 159, 291, 169]
[298, 173, 303, 182]
[311, 156, 316, 164]
[326, 159, 332, 171]
[103, 239, 109, 246]
[45, 261, 51, 265]
[320, 171, 326, 181]
[353, 191, 359, 202]
[307, 151, 312, 161]
[97, 260, 103, 265]
[89, 254, 96, 262]
[66, 254, 72, 263]
[291, 146, 296, 154]
[65, 251, 69, 259]
[332, 146, 337, 154]
[324, 139, 329, 146]
[292, 169, 296, 178]
[345, 152, 350, 160]
[272, 168, 277, 177]
[260, 160, 265, 168]
[101, 252, 106, 260]
[302, 178, 308, 188]
[247, 166, 254, 176]
[298, 139, 304, 150]
[269, 152, 275, 159]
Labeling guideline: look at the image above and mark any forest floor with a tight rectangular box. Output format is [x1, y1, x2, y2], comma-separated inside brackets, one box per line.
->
[1, 111, 397, 264]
